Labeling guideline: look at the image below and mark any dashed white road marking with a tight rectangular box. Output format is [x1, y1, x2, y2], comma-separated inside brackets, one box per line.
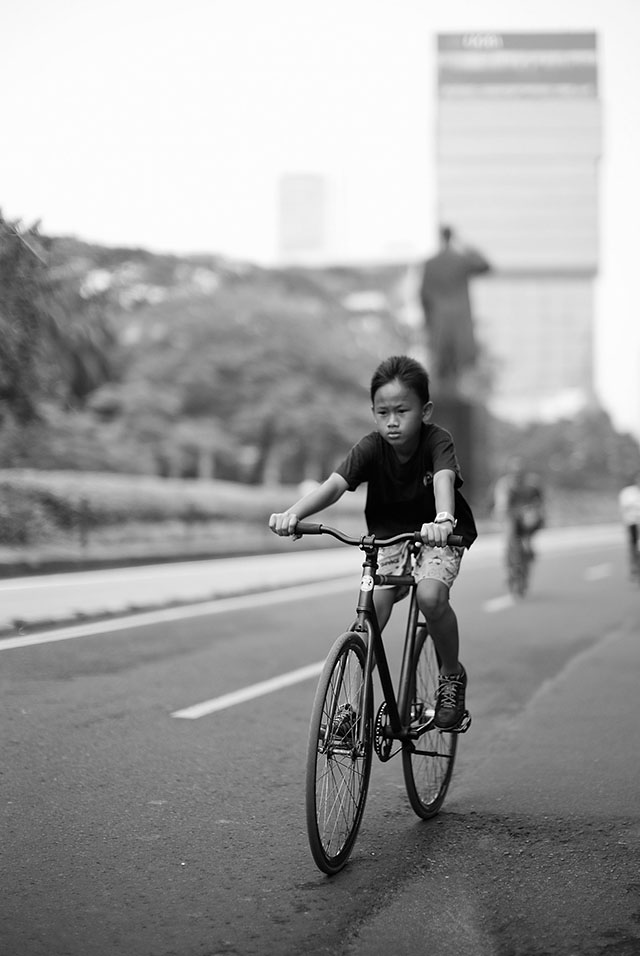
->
[584, 563, 612, 581]
[171, 662, 324, 719]
[484, 594, 515, 613]
[177, 587, 525, 718]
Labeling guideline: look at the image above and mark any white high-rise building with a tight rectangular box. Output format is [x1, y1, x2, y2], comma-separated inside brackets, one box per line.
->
[436, 32, 601, 422]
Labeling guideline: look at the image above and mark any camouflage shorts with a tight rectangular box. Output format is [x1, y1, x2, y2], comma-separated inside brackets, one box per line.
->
[378, 540, 464, 592]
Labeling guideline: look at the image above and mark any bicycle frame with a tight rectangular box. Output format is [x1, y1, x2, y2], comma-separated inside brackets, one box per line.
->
[294, 520, 464, 751]
[350, 539, 425, 749]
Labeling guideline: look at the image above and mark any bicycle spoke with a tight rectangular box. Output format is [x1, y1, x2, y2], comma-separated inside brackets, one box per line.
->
[402, 628, 457, 818]
[306, 632, 373, 874]
[318, 759, 364, 854]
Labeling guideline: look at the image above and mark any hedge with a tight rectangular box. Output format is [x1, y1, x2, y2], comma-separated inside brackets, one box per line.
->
[0, 470, 363, 545]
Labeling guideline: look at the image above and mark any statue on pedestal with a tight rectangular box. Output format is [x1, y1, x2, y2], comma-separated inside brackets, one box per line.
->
[420, 225, 490, 394]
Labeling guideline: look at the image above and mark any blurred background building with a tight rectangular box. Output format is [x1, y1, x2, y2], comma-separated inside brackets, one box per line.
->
[277, 173, 328, 265]
[436, 31, 601, 424]
[273, 33, 604, 432]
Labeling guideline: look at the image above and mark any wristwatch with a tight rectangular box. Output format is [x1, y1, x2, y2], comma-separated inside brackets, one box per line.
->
[434, 511, 457, 527]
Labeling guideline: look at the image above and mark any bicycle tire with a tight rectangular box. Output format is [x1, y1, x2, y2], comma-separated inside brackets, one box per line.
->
[508, 566, 526, 597]
[507, 537, 528, 597]
[402, 626, 457, 819]
[305, 631, 373, 874]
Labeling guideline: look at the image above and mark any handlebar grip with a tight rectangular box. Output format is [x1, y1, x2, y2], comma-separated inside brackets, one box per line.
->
[448, 534, 463, 547]
[295, 521, 324, 535]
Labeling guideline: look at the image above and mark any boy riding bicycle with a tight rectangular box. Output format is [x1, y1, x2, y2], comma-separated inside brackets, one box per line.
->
[269, 354, 477, 730]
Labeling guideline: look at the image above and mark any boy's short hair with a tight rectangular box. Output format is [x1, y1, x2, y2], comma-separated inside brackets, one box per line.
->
[370, 355, 431, 405]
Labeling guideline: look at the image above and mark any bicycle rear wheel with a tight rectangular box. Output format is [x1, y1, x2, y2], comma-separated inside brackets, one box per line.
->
[507, 537, 528, 597]
[305, 631, 373, 874]
[402, 626, 457, 819]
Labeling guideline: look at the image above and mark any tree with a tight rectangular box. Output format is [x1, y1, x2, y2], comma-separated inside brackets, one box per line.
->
[0, 216, 57, 421]
[489, 407, 640, 492]
[0, 230, 417, 480]
[116, 273, 409, 483]
[0, 213, 120, 424]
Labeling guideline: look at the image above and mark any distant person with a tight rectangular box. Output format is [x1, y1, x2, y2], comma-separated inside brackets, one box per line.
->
[420, 225, 490, 390]
[493, 457, 545, 563]
[618, 473, 640, 580]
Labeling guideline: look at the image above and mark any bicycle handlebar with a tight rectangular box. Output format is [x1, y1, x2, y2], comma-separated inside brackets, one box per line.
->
[295, 521, 463, 549]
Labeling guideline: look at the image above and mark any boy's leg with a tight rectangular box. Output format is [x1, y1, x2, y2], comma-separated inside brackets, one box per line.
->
[373, 587, 398, 632]
[415, 579, 460, 674]
[373, 541, 411, 632]
[414, 546, 466, 730]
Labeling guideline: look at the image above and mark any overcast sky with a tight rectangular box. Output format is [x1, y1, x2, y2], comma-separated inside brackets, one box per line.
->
[2, 0, 639, 439]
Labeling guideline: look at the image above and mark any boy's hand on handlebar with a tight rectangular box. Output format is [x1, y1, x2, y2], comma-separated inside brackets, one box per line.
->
[420, 521, 452, 548]
[269, 512, 301, 538]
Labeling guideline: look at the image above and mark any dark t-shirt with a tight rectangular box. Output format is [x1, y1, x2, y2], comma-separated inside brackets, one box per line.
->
[335, 424, 477, 548]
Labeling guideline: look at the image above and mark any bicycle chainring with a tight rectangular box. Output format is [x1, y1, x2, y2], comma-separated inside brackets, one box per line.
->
[374, 702, 393, 761]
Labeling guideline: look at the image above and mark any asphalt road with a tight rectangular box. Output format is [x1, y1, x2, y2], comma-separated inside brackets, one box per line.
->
[1, 527, 639, 956]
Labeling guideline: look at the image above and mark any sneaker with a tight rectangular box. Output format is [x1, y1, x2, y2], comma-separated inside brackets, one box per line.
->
[332, 704, 357, 744]
[434, 667, 467, 730]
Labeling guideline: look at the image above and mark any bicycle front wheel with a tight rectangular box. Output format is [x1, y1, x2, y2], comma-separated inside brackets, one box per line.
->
[305, 631, 373, 874]
[402, 626, 457, 819]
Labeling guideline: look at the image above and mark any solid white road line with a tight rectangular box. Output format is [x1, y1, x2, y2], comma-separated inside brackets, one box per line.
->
[0, 578, 352, 651]
[584, 563, 612, 581]
[171, 662, 324, 719]
[0, 566, 211, 591]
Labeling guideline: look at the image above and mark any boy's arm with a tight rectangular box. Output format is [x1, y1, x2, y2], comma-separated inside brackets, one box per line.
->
[433, 468, 456, 516]
[269, 473, 349, 537]
[421, 469, 456, 547]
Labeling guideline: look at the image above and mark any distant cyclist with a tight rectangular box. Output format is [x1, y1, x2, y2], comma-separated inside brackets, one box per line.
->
[618, 473, 640, 580]
[493, 457, 545, 565]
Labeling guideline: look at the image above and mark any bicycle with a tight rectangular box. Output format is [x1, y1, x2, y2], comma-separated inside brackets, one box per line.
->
[293, 521, 471, 875]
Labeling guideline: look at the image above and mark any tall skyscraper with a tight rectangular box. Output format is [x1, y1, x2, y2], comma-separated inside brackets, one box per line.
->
[436, 32, 601, 422]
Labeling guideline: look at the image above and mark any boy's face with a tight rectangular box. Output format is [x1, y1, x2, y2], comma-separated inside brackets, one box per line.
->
[371, 379, 432, 455]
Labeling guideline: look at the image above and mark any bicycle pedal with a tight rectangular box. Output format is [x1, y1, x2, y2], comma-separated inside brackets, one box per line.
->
[449, 711, 472, 734]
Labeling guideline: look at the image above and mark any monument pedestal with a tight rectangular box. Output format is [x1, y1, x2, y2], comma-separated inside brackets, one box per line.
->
[432, 393, 485, 508]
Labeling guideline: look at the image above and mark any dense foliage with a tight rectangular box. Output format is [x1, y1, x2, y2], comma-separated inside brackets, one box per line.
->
[0, 222, 415, 483]
[0, 218, 638, 509]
